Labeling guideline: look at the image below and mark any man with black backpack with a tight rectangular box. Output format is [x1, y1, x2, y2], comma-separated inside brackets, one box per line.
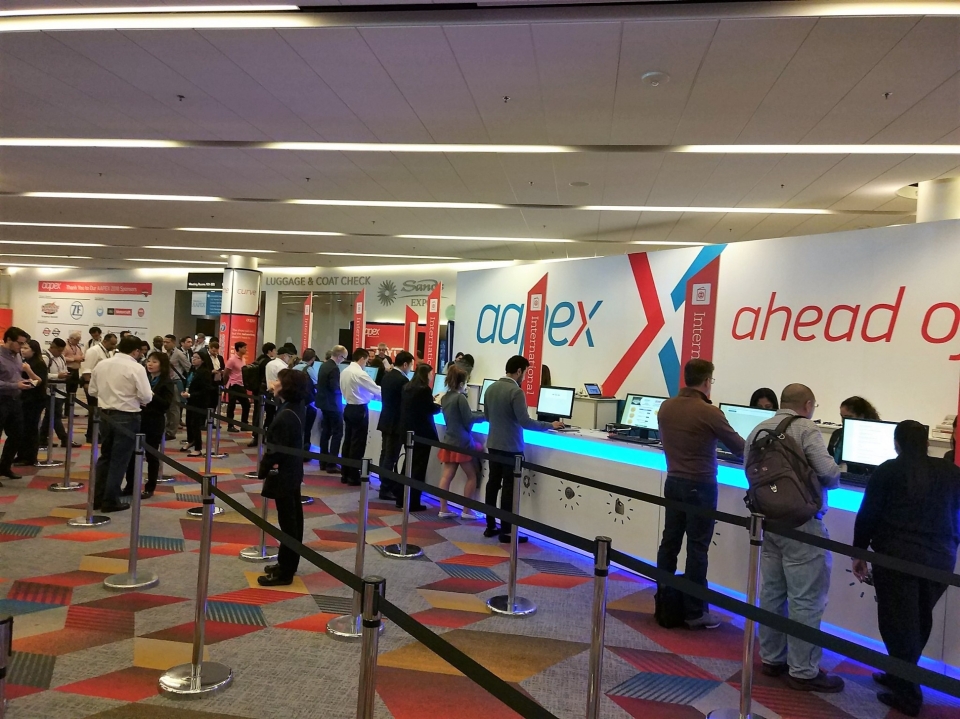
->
[245, 343, 277, 447]
[744, 383, 843, 694]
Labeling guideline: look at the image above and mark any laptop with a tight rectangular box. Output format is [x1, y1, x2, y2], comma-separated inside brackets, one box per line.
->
[584, 383, 614, 400]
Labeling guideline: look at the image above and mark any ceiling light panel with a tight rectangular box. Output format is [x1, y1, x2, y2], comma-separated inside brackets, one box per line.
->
[131, 258, 227, 265]
[145, 245, 276, 253]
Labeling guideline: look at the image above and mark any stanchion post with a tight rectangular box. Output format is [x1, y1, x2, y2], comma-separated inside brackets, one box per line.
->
[68, 408, 108, 527]
[0, 614, 11, 719]
[187, 408, 223, 518]
[157, 433, 175, 483]
[487, 455, 536, 616]
[355, 576, 386, 719]
[378, 431, 423, 559]
[243, 394, 266, 480]
[707, 513, 767, 719]
[159, 474, 234, 697]
[586, 536, 611, 719]
[104, 434, 159, 591]
[49, 392, 83, 492]
[35, 386, 63, 468]
[212, 390, 228, 459]
[328, 459, 383, 641]
[239, 479, 279, 563]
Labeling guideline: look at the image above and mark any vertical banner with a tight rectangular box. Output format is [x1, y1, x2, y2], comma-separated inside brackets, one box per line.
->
[404, 306, 419, 356]
[955, 375, 960, 468]
[301, 293, 313, 351]
[219, 267, 261, 358]
[680, 257, 721, 384]
[522, 274, 548, 406]
[424, 283, 442, 370]
[352, 289, 366, 352]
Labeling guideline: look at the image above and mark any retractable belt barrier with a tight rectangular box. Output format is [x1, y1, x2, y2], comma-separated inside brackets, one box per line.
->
[411, 435, 524, 468]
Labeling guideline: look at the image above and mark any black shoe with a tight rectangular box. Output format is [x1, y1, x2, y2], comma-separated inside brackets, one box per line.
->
[141, 491, 154, 500]
[346, 480, 360, 487]
[483, 527, 500, 538]
[785, 670, 844, 693]
[120, 486, 133, 496]
[378, 492, 396, 501]
[762, 663, 789, 678]
[878, 692, 920, 717]
[13, 461, 32, 467]
[258, 574, 294, 587]
[0, 470, 22, 480]
[408, 503, 427, 512]
[264, 564, 280, 576]
[499, 533, 528, 544]
[101, 503, 130, 513]
[872, 672, 892, 688]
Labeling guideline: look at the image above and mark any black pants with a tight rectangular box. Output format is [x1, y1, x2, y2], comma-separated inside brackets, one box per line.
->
[378, 430, 403, 497]
[399, 442, 429, 508]
[485, 449, 519, 535]
[226, 386, 250, 429]
[303, 405, 317, 452]
[94, 411, 140, 508]
[0, 398, 24, 473]
[873, 565, 946, 711]
[274, 488, 304, 578]
[319, 409, 343, 468]
[84, 395, 98, 442]
[656, 476, 718, 619]
[264, 396, 277, 430]
[39, 397, 68, 445]
[185, 405, 205, 451]
[124, 418, 164, 494]
[18, 400, 44, 464]
[341, 404, 368, 484]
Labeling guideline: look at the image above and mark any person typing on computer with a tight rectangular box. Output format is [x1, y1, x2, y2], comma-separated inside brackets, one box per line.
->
[655, 359, 744, 630]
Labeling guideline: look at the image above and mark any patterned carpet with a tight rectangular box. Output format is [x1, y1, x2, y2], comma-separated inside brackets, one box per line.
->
[1, 422, 958, 719]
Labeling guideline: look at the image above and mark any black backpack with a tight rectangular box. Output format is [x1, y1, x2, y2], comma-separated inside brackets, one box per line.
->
[745, 415, 822, 528]
[242, 355, 270, 393]
[654, 578, 687, 629]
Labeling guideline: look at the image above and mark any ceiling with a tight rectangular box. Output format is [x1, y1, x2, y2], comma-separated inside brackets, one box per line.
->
[1, 2, 959, 270]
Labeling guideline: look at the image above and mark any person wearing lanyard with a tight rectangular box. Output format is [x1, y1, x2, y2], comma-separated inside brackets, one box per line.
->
[0, 326, 33, 482]
[338, 348, 382, 486]
[81, 333, 117, 444]
[63, 331, 85, 394]
[88, 336, 153, 512]
[40, 338, 72, 449]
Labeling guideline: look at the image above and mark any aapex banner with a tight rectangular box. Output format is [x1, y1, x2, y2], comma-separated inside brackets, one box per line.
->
[36, 281, 152, 340]
[455, 220, 960, 427]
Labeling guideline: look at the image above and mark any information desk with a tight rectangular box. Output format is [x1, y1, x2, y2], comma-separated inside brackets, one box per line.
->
[356, 403, 959, 671]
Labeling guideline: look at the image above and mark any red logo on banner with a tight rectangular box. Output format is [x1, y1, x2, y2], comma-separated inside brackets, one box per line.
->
[352, 290, 366, 352]
[37, 281, 152, 296]
[424, 284, 442, 370]
[522, 274, 548, 405]
[404, 306, 419, 356]
[680, 257, 721, 379]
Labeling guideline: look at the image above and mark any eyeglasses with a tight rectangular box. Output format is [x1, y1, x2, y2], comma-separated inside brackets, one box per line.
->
[709, 377, 716, 384]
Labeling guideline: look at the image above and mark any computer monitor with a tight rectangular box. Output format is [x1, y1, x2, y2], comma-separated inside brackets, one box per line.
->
[619, 394, 667, 430]
[536, 386, 575, 420]
[433, 373, 446, 397]
[479, 378, 496, 406]
[364, 366, 378, 382]
[584, 383, 602, 398]
[719, 403, 776, 440]
[841, 418, 899, 469]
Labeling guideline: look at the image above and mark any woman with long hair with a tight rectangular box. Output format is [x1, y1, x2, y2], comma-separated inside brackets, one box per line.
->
[853, 420, 960, 716]
[258, 369, 311, 586]
[123, 351, 175, 498]
[398, 363, 442, 511]
[827, 395, 880, 470]
[15, 340, 48, 466]
[436, 365, 484, 519]
[749, 387, 778, 411]
[182, 351, 216, 457]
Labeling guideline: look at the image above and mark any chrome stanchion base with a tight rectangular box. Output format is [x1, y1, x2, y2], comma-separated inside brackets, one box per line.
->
[707, 710, 767, 719]
[159, 661, 233, 698]
[326, 613, 384, 642]
[187, 505, 224, 517]
[486, 595, 537, 616]
[378, 543, 423, 559]
[103, 571, 159, 591]
[48, 481, 84, 492]
[242, 471, 259, 479]
[301, 496, 314, 505]
[68, 514, 110, 527]
[34, 460, 64, 468]
[239, 545, 278, 562]
[157, 476, 176, 484]
[212, 452, 228, 459]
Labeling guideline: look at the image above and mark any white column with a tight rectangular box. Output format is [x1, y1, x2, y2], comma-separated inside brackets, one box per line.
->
[917, 178, 960, 223]
[227, 255, 258, 271]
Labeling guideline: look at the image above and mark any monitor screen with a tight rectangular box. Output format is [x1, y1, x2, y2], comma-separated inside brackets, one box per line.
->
[841, 418, 899, 468]
[584, 383, 602, 397]
[619, 394, 666, 430]
[479, 378, 496, 406]
[433, 373, 446, 397]
[364, 366, 378, 382]
[537, 386, 575, 419]
[719, 403, 776, 440]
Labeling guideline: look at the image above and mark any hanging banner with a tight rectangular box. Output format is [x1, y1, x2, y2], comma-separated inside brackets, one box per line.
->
[36, 280, 152, 340]
[424, 283, 442, 370]
[404, 306, 419, 356]
[679, 255, 721, 387]
[521, 274, 548, 406]
[352, 289, 366, 352]
[301, 293, 313, 351]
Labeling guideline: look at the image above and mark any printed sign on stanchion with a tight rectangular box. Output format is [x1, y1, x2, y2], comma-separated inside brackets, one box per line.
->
[487, 455, 536, 616]
[49, 392, 83, 492]
[68, 408, 109, 527]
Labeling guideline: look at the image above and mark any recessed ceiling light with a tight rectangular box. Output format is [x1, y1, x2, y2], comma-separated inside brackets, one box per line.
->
[397, 234, 574, 243]
[0, 253, 92, 259]
[317, 252, 461, 260]
[0, 262, 77, 268]
[641, 71, 670, 87]
[131, 258, 227, 265]
[145, 245, 275, 253]
[0, 239, 106, 247]
[0, 220, 130, 231]
[0, 6, 298, 17]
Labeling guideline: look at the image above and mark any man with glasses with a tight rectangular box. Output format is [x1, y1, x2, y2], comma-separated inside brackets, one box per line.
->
[655, 358, 745, 629]
[0, 327, 34, 481]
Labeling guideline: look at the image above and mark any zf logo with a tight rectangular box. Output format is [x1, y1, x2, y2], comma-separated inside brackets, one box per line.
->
[69, 301, 83, 319]
[477, 300, 603, 347]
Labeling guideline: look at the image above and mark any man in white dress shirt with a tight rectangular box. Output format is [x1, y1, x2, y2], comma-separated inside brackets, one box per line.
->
[339, 348, 382, 486]
[264, 343, 296, 429]
[88, 336, 152, 512]
[81, 333, 117, 444]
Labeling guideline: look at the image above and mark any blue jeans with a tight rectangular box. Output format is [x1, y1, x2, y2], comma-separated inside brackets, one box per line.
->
[759, 516, 832, 679]
[95, 411, 141, 507]
[656, 477, 718, 619]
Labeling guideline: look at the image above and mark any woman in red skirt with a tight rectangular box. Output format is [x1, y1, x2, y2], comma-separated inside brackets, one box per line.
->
[437, 365, 484, 519]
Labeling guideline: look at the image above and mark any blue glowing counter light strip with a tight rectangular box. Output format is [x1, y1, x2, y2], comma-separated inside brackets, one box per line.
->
[356, 399, 864, 514]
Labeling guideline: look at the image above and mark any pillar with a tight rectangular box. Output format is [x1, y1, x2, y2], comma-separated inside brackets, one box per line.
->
[916, 178, 960, 223]
[219, 256, 262, 357]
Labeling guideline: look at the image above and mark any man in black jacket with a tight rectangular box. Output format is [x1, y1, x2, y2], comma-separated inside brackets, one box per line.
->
[376, 351, 414, 501]
[316, 345, 347, 472]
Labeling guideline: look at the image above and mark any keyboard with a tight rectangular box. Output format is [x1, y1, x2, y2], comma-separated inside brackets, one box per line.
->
[840, 471, 871, 488]
[554, 425, 581, 433]
[608, 434, 660, 446]
[717, 451, 743, 465]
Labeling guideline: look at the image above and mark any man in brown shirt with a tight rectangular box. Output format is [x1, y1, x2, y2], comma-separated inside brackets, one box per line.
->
[656, 358, 745, 629]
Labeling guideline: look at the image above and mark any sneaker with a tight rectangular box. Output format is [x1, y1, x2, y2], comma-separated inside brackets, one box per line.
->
[438, 510, 459, 519]
[460, 509, 480, 520]
[785, 670, 845, 693]
[685, 612, 722, 630]
[762, 663, 789, 678]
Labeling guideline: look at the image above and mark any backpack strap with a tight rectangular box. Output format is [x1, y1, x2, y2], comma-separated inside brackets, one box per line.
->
[773, 414, 800, 438]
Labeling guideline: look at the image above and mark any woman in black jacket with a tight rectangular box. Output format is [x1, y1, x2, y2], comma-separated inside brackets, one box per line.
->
[182, 351, 217, 457]
[123, 352, 175, 498]
[16, 340, 48, 466]
[259, 369, 311, 587]
[398, 363, 442, 511]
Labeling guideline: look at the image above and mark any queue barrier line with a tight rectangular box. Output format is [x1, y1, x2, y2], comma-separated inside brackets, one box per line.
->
[606, 547, 960, 699]
[214, 415, 263, 435]
[410, 434, 523, 468]
[262, 442, 363, 470]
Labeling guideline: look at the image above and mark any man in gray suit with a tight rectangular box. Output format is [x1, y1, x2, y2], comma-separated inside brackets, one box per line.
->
[483, 355, 562, 543]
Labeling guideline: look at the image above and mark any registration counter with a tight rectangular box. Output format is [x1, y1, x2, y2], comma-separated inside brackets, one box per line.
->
[356, 402, 959, 673]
